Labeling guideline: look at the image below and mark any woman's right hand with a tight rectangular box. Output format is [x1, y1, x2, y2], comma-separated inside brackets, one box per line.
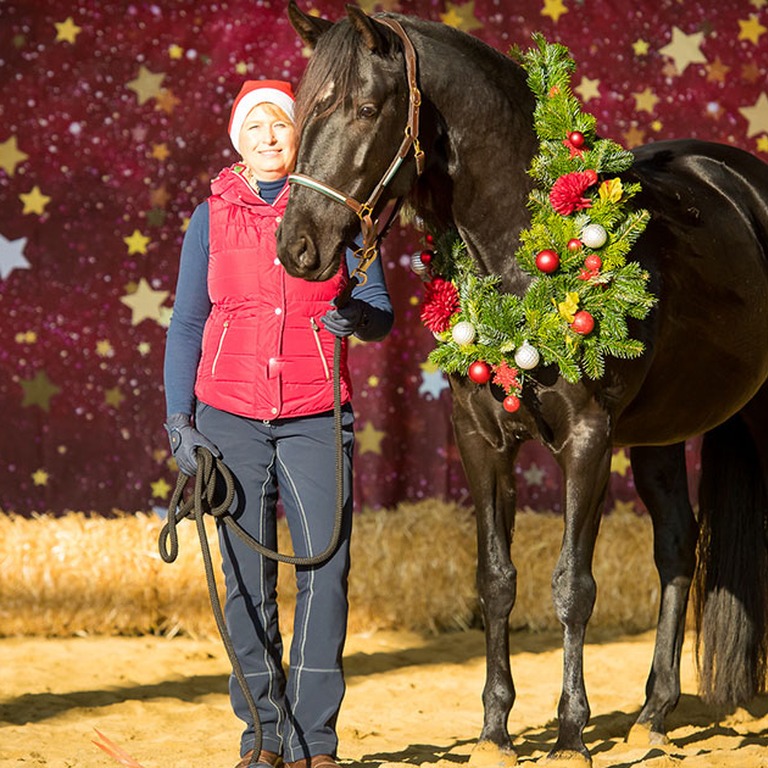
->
[164, 413, 221, 476]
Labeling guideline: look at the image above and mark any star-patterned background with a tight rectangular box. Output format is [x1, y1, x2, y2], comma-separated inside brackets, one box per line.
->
[1, 0, 766, 516]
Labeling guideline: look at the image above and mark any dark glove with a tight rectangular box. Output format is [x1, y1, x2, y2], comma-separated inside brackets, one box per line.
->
[164, 412, 220, 476]
[321, 299, 367, 338]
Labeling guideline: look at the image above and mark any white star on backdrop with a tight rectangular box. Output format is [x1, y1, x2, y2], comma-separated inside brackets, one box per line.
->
[0, 234, 31, 279]
[418, 369, 450, 399]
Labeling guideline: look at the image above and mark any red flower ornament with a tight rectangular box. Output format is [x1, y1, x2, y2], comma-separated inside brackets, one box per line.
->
[420, 277, 460, 333]
[549, 170, 598, 216]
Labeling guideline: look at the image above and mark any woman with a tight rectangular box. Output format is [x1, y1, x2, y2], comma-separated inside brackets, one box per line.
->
[163, 80, 393, 768]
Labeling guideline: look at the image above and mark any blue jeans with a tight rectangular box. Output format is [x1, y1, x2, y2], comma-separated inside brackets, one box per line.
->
[196, 402, 355, 761]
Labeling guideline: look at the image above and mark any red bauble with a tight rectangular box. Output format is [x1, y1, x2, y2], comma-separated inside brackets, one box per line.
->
[468, 360, 491, 384]
[585, 168, 599, 185]
[420, 249, 433, 264]
[568, 131, 585, 148]
[584, 254, 602, 271]
[571, 310, 595, 335]
[425, 233, 434, 245]
[567, 238, 582, 252]
[502, 394, 521, 413]
[535, 249, 560, 273]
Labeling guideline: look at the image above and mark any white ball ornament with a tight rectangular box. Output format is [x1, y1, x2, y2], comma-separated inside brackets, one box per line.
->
[451, 321, 476, 346]
[410, 252, 428, 275]
[514, 342, 540, 370]
[580, 223, 608, 249]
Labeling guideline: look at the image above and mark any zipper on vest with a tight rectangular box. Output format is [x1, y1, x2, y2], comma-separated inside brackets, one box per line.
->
[310, 317, 331, 380]
[211, 320, 230, 377]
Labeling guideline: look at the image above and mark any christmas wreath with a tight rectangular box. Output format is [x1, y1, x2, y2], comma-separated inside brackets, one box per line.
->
[415, 34, 656, 412]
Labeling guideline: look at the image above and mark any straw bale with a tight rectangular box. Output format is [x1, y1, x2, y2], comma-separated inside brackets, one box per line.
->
[0, 501, 659, 638]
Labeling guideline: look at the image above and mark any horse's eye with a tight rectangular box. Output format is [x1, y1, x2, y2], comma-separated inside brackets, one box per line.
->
[357, 104, 377, 120]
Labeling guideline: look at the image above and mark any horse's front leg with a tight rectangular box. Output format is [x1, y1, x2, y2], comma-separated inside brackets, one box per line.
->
[452, 392, 522, 768]
[547, 413, 613, 766]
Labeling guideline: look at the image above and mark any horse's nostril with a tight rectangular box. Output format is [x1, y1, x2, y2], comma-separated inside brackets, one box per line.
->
[297, 237, 317, 271]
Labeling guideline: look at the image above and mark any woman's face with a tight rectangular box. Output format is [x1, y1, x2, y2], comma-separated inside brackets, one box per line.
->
[238, 103, 297, 180]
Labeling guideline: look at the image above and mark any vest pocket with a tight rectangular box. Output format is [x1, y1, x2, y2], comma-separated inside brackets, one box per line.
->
[211, 320, 230, 377]
[310, 317, 331, 380]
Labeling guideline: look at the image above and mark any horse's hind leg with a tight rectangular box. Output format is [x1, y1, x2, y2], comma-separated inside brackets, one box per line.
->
[627, 442, 697, 744]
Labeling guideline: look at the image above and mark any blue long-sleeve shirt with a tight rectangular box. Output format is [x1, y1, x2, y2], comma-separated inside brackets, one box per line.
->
[164, 178, 393, 417]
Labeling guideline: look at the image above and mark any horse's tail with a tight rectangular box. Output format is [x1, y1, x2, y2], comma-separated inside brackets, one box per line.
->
[692, 412, 768, 709]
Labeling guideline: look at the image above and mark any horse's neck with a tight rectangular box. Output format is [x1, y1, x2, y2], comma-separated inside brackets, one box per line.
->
[408, 20, 538, 288]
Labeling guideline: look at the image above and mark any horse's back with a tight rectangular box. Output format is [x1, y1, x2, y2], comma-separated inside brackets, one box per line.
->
[614, 139, 768, 445]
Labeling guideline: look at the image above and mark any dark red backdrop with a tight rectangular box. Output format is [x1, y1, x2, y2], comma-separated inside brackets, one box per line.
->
[1, 0, 766, 515]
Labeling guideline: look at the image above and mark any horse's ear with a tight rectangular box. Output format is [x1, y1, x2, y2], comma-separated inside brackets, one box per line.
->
[287, 0, 333, 49]
[346, 4, 392, 53]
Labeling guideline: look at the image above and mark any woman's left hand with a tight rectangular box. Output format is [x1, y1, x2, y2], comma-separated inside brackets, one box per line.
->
[321, 299, 367, 337]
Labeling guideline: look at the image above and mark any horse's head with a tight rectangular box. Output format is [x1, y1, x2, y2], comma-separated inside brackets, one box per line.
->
[277, 3, 424, 281]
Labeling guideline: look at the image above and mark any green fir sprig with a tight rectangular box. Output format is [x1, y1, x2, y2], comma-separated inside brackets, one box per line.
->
[421, 35, 656, 398]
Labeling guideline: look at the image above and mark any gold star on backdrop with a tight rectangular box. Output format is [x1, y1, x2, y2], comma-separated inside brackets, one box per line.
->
[150, 185, 171, 207]
[633, 87, 659, 113]
[751, 0, 767, 7]
[137, 341, 152, 356]
[541, 0, 568, 23]
[742, 61, 761, 83]
[632, 39, 650, 56]
[32, 469, 50, 486]
[757, 135, 768, 153]
[0, 136, 29, 176]
[356, 421, 386, 455]
[19, 186, 51, 215]
[20, 370, 61, 411]
[151, 477, 172, 500]
[104, 386, 126, 408]
[706, 57, 731, 83]
[357, 0, 401, 12]
[151, 143, 170, 161]
[623, 125, 646, 148]
[120, 278, 169, 326]
[440, 1, 483, 31]
[575, 76, 600, 102]
[127, 66, 166, 105]
[740, 92, 768, 137]
[96, 339, 114, 357]
[659, 27, 706, 74]
[367, 375, 380, 387]
[738, 14, 767, 44]
[155, 89, 180, 114]
[54, 17, 81, 43]
[168, 44, 184, 59]
[124, 229, 150, 254]
[610, 448, 632, 477]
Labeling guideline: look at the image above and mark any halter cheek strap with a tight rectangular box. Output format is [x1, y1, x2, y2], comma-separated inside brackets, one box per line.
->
[288, 17, 424, 290]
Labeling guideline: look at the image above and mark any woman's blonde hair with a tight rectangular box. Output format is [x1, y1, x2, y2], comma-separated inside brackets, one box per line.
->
[256, 101, 294, 126]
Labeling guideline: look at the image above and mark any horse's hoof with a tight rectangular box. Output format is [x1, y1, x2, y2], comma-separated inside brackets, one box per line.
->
[626, 721, 670, 747]
[468, 740, 518, 767]
[537, 750, 591, 767]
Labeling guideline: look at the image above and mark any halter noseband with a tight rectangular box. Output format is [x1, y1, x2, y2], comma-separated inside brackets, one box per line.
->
[288, 17, 424, 290]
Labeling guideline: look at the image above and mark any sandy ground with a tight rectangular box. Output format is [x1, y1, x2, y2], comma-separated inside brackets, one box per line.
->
[3, 628, 768, 768]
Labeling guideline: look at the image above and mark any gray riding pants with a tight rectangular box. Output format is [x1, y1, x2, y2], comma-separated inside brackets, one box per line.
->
[195, 401, 354, 761]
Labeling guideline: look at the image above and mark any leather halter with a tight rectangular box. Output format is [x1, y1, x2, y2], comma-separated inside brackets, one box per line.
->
[288, 17, 424, 290]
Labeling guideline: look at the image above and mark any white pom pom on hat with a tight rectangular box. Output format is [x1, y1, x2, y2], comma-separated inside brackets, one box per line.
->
[228, 79, 296, 154]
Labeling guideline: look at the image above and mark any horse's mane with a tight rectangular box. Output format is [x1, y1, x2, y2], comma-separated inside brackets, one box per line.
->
[293, 15, 402, 134]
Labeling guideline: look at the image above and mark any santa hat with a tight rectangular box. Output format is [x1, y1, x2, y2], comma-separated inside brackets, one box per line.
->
[228, 80, 296, 153]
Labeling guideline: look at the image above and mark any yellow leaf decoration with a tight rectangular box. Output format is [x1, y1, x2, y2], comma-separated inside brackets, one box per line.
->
[556, 291, 580, 323]
[599, 177, 623, 203]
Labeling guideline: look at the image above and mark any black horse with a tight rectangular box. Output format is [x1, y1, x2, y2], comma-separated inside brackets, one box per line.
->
[276, 4, 768, 765]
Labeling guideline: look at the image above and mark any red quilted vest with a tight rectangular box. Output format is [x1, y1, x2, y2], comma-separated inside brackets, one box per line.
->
[194, 165, 351, 420]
